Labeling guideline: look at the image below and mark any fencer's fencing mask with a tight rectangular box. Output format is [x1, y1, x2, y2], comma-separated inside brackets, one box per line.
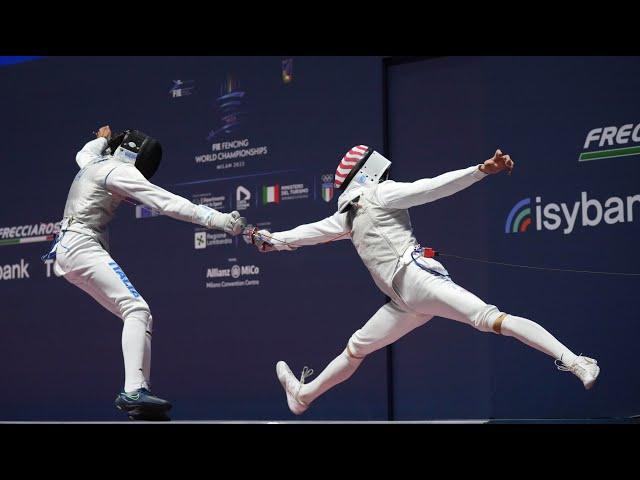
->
[107, 129, 162, 180]
[334, 145, 391, 190]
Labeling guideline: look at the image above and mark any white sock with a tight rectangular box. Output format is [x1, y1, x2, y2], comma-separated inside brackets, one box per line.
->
[500, 315, 577, 365]
[122, 312, 149, 393]
[299, 349, 363, 405]
[142, 330, 151, 390]
[142, 315, 152, 390]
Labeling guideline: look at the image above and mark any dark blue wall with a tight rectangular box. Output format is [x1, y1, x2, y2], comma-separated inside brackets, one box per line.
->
[387, 56, 640, 419]
[0, 56, 387, 420]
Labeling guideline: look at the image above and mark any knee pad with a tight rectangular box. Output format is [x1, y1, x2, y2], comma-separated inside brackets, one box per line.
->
[124, 310, 152, 334]
[346, 334, 370, 359]
[471, 304, 505, 333]
[119, 294, 151, 322]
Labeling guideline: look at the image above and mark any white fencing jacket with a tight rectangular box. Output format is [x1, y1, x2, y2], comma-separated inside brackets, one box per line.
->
[269, 165, 488, 305]
[60, 137, 212, 251]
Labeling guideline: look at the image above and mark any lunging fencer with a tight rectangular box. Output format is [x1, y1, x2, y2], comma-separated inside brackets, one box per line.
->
[44, 126, 246, 420]
[248, 145, 600, 415]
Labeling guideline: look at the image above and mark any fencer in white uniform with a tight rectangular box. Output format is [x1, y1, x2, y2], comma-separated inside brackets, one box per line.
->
[250, 145, 600, 415]
[46, 126, 246, 419]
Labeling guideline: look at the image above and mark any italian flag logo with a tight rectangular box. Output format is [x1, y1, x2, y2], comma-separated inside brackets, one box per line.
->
[321, 183, 334, 202]
[0, 234, 55, 247]
[262, 184, 280, 205]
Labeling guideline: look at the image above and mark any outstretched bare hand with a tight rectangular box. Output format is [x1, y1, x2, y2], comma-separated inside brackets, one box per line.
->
[95, 125, 112, 140]
[480, 149, 514, 175]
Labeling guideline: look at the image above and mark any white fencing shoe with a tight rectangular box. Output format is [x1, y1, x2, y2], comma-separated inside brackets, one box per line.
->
[276, 361, 314, 415]
[556, 355, 600, 390]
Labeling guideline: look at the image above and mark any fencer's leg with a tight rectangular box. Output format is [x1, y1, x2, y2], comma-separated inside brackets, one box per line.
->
[143, 315, 153, 388]
[398, 267, 599, 388]
[65, 264, 153, 393]
[82, 267, 155, 394]
[497, 314, 576, 364]
[498, 314, 599, 389]
[277, 302, 429, 414]
[121, 310, 151, 392]
[398, 267, 581, 361]
[277, 349, 362, 415]
[58, 235, 171, 417]
[78, 265, 171, 409]
[60, 240, 157, 394]
[301, 348, 362, 405]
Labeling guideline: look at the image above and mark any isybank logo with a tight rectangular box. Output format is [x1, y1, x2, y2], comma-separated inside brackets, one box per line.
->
[506, 192, 640, 235]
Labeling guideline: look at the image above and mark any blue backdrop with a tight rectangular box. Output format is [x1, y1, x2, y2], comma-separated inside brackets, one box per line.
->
[387, 56, 640, 419]
[0, 56, 638, 420]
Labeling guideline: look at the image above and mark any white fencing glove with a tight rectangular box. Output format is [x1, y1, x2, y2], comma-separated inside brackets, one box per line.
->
[217, 210, 246, 236]
[195, 205, 246, 236]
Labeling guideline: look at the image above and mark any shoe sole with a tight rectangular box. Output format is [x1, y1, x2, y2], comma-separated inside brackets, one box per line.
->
[583, 366, 600, 390]
[276, 361, 290, 382]
[276, 361, 308, 415]
[126, 407, 172, 421]
[115, 402, 172, 413]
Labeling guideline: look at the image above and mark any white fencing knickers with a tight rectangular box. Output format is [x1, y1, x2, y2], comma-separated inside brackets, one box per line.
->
[347, 257, 502, 358]
[298, 254, 580, 407]
[53, 231, 153, 392]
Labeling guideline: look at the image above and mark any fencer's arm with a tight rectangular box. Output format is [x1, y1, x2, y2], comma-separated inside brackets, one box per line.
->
[376, 165, 488, 209]
[76, 137, 108, 169]
[104, 164, 221, 227]
[268, 212, 350, 251]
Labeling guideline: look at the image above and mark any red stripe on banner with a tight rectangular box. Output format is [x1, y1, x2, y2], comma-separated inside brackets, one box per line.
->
[519, 217, 532, 232]
[335, 170, 348, 179]
[275, 184, 280, 203]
